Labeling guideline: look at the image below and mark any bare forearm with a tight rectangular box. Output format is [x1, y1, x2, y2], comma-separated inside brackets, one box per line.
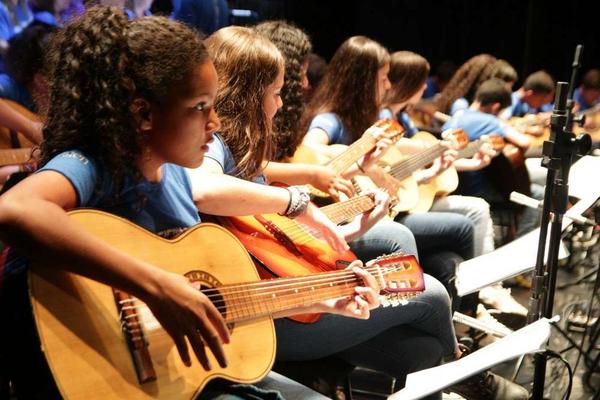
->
[192, 172, 290, 216]
[0, 197, 163, 300]
[263, 161, 316, 185]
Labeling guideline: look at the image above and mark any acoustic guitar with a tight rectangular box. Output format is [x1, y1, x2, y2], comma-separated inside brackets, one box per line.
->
[0, 147, 37, 166]
[352, 129, 468, 217]
[29, 209, 424, 399]
[410, 133, 505, 213]
[221, 194, 377, 297]
[0, 99, 40, 149]
[288, 119, 404, 200]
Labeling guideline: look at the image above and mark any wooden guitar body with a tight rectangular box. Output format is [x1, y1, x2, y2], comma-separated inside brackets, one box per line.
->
[0, 99, 39, 149]
[30, 210, 275, 399]
[29, 210, 424, 398]
[411, 132, 459, 213]
[222, 213, 357, 277]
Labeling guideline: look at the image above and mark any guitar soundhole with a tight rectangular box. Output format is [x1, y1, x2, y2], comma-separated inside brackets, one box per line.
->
[185, 270, 235, 332]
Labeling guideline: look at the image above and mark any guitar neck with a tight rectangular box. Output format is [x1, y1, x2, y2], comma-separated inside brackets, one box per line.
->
[212, 266, 370, 323]
[320, 194, 375, 224]
[327, 135, 376, 175]
[456, 140, 483, 160]
[388, 142, 445, 181]
[0, 148, 35, 166]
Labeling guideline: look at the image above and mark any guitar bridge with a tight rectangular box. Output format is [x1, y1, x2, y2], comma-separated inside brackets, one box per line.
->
[254, 215, 303, 257]
[113, 289, 157, 384]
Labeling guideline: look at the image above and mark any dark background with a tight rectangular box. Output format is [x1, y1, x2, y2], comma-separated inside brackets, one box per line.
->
[226, 0, 600, 87]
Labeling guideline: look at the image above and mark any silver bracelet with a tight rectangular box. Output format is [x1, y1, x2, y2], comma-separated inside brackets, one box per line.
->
[282, 185, 310, 219]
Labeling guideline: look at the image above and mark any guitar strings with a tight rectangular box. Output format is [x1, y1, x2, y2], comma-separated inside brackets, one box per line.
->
[388, 143, 445, 179]
[118, 269, 420, 329]
[118, 264, 417, 315]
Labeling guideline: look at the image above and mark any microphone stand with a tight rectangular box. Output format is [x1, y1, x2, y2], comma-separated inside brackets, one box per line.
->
[528, 45, 592, 400]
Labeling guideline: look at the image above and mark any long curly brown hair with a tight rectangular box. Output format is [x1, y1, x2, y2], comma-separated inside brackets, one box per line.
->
[382, 51, 430, 107]
[254, 20, 312, 161]
[40, 7, 208, 191]
[435, 54, 497, 114]
[301, 36, 390, 143]
[206, 26, 284, 180]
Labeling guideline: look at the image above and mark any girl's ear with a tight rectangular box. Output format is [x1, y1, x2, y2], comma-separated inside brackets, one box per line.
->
[130, 98, 152, 132]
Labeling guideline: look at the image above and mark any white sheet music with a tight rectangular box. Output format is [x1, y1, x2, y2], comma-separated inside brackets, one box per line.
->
[456, 189, 599, 297]
[388, 318, 555, 400]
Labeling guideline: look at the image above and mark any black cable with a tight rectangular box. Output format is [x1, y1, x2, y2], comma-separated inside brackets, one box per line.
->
[544, 350, 573, 400]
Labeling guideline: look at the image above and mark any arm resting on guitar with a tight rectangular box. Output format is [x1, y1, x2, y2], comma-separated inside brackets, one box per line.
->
[0, 171, 230, 370]
[189, 158, 290, 216]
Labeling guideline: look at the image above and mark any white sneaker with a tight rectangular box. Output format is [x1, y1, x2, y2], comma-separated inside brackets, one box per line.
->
[479, 284, 528, 316]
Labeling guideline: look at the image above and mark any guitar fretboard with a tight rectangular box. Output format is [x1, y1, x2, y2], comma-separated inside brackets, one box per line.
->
[388, 142, 446, 181]
[320, 194, 375, 224]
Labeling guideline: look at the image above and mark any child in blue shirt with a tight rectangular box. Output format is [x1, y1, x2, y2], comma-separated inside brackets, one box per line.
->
[573, 68, 600, 112]
[443, 78, 531, 197]
[500, 70, 555, 119]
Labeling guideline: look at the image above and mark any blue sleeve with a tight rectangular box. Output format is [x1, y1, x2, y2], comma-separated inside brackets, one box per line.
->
[37, 151, 99, 206]
[450, 98, 469, 115]
[494, 119, 511, 137]
[204, 133, 227, 169]
[378, 108, 394, 119]
[308, 113, 343, 144]
[399, 112, 418, 138]
[204, 133, 240, 176]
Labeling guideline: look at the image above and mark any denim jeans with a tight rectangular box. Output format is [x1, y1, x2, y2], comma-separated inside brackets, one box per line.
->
[275, 218, 456, 397]
[430, 195, 494, 257]
[396, 211, 475, 293]
[275, 274, 456, 390]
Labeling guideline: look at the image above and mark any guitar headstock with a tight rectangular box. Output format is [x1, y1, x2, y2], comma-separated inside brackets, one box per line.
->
[367, 252, 425, 306]
[441, 128, 469, 150]
[368, 119, 405, 143]
[481, 133, 505, 152]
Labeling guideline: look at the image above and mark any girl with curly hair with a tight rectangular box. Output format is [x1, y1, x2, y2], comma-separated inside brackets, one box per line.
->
[0, 8, 380, 399]
[434, 54, 518, 117]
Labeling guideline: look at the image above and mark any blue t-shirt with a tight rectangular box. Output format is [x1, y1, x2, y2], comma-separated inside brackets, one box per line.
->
[502, 91, 552, 119]
[443, 109, 509, 140]
[422, 76, 438, 99]
[1, 150, 199, 282]
[204, 133, 267, 184]
[0, 2, 32, 40]
[378, 108, 418, 138]
[450, 97, 469, 116]
[0, 73, 34, 110]
[442, 110, 510, 196]
[307, 112, 353, 145]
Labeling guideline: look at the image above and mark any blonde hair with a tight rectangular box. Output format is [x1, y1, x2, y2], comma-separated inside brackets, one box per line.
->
[206, 26, 284, 180]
